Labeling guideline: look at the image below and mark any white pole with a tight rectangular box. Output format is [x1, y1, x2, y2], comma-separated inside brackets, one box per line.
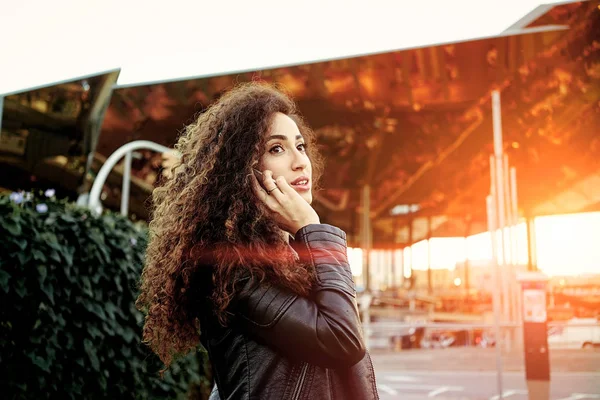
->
[510, 167, 523, 348]
[492, 91, 511, 347]
[490, 154, 504, 319]
[464, 236, 469, 294]
[503, 154, 514, 349]
[492, 91, 503, 157]
[120, 151, 132, 216]
[503, 154, 513, 266]
[510, 167, 519, 261]
[88, 140, 173, 214]
[487, 194, 504, 399]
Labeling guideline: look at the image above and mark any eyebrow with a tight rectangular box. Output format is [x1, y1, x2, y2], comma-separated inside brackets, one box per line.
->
[267, 134, 304, 142]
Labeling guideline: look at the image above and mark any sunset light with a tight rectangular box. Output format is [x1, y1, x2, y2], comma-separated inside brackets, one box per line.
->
[349, 211, 600, 279]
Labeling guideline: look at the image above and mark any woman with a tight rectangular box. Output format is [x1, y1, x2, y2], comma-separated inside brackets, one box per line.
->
[136, 82, 379, 399]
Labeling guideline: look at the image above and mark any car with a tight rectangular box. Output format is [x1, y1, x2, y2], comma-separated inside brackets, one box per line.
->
[547, 318, 600, 349]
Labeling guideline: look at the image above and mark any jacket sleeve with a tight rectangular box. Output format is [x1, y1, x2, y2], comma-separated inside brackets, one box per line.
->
[232, 224, 366, 369]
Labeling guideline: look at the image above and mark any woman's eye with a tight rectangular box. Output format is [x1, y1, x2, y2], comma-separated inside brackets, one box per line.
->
[297, 143, 307, 152]
[269, 145, 284, 154]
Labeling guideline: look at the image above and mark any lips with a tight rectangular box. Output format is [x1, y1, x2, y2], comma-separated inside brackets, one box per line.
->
[290, 176, 311, 191]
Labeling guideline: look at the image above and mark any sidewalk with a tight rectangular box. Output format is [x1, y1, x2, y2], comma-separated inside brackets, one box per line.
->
[370, 347, 600, 373]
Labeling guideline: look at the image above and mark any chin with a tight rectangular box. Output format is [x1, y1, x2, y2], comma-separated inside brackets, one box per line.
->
[303, 193, 313, 204]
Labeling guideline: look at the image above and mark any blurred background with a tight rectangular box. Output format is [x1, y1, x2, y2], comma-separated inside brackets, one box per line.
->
[1, 0, 599, 399]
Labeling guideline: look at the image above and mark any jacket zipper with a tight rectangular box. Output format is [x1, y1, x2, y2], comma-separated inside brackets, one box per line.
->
[291, 362, 308, 400]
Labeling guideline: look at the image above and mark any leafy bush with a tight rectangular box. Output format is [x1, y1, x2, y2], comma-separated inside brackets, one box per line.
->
[0, 190, 207, 399]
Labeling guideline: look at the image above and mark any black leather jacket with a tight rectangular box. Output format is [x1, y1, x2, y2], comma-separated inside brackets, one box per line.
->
[199, 224, 379, 400]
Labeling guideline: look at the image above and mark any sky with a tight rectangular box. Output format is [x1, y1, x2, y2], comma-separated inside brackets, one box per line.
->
[0, 0, 570, 94]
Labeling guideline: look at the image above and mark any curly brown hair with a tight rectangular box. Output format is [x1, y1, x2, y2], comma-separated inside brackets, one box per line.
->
[136, 82, 324, 369]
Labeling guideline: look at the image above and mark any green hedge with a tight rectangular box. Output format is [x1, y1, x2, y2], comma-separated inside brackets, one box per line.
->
[0, 190, 208, 399]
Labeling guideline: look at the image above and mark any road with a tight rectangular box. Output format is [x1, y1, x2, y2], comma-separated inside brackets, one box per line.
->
[374, 371, 600, 400]
[370, 348, 600, 399]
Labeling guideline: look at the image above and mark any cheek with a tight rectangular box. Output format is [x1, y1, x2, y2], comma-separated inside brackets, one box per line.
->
[258, 153, 272, 169]
[259, 155, 282, 174]
[306, 192, 313, 205]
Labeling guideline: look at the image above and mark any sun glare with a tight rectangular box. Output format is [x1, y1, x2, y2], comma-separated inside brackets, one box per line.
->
[348, 211, 600, 280]
[535, 212, 600, 276]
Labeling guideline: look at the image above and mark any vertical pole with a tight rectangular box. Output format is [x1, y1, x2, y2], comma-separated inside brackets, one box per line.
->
[497, 158, 510, 322]
[490, 155, 504, 318]
[503, 154, 513, 266]
[487, 195, 504, 399]
[392, 217, 399, 288]
[390, 247, 395, 289]
[361, 185, 372, 350]
[464, 219, 470, 294]
[464, 236, 469, 294]
[361, 185, 372, 290]
[121, 151, 132, 216]
[388, 250, 394, 289]
[427, 216, 433, 294]
[510, 167, 521, 348]
[0, 96, 4, 135]
[407, 218, 415, 311]
[503, 154, 515, 347]
[408, 219, 414, 286]
[510, 167, 519, 264]
[526, 217, 537, 272]
[398, 247, 404, 289]
[492, 91, 504, 157]
[492, 91, 511, 346]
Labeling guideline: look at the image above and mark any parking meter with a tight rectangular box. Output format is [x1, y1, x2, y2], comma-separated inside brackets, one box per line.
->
[517, 272, 550, 400]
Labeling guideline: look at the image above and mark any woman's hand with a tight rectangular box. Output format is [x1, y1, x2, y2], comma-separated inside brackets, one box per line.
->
[251, 170, 320, 235]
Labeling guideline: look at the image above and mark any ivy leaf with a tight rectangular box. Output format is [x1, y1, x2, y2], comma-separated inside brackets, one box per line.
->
[90, 303, 107, 320]
[121, 327, 136, 344]
[59, 214, 76, 224]
[88, 325, 102, 339]
[17, 251, 31, 265]
[15, 238, 27, 250]
[84, 339, 100, 372]
[15, 280, 27, 298]
[42, 282, 54, 304]
[102, 322, 115, 336]
[0, 269, 10, 289]
[105, 302, 122, 320]
[4, 217, 22, 236]
[50, 250, 61, 263]
[62, 247, 74, 266]
[37, 265, 47, 285]
[33, 249, 47, 262]
[29, 353, 51, 373]
[81, 276, 93, 298]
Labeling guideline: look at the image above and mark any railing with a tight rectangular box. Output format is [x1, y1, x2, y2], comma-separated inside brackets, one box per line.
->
[87, 140, 174, 215]
[365, 321, 600, 351]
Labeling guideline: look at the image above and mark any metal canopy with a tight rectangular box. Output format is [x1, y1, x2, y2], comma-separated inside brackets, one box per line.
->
[3, 2, 596, 247]
[93, 1, 598, 244]
[0, 70, 120, 197]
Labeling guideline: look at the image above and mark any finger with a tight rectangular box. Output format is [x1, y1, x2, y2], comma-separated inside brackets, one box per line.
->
[274, 175, 296, 197]
[250, 173, 272, 204]
[251, 175, 281, 213]
[263, 170, 282, 195]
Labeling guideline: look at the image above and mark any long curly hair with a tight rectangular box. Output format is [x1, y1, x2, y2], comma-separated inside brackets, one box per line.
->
[136, 82, 324, 369]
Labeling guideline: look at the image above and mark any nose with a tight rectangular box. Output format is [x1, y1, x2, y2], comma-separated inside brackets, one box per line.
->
[291, 148, 308, 171]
